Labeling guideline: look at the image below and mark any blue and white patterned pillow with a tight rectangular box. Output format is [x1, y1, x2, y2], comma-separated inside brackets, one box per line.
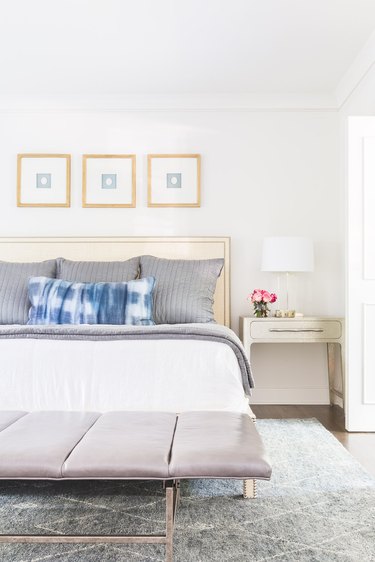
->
[27, 276, 155, 325]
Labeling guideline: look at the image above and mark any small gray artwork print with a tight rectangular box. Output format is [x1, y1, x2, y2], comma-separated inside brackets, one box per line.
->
[36, 173, 51, 189]
[101, 174, 117, 189]
[166, 173, 182, 189]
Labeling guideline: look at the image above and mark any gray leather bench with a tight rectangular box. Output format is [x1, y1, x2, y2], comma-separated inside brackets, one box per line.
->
[0, 410, 271, 561]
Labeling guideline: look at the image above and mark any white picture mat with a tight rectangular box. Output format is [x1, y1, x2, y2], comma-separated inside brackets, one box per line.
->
[20, 158, 68, 204]
[150, 157, 198, 204]
[85, 157, 133, 204]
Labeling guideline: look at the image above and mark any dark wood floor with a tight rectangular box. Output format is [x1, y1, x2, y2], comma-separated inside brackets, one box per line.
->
[251, 405, 375, 478]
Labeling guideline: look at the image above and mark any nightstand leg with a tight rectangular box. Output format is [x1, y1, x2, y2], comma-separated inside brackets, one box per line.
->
[327, 343, 335, 405]
[327, 342, 345, 408]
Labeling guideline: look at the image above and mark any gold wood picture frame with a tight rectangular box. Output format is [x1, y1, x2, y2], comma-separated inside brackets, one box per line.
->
[82, 154, 136, 208]
[148, 154, 201, 208]
[17, 154, 71, 208]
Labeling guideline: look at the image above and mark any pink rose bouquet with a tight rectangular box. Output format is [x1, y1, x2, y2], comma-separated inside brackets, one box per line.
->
[248, 289, 277, 318]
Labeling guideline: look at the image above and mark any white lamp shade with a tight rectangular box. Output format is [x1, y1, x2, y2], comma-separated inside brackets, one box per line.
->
[261, 237, 314, 272]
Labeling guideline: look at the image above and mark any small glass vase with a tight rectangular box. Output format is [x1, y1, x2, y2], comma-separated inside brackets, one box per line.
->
[253, 303, 270, 318]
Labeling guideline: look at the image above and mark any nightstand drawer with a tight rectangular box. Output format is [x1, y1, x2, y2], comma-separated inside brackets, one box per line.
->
[250, 320, 342, 340]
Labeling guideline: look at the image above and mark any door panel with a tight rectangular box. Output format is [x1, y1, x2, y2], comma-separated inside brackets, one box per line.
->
[347, 117, 375, 430]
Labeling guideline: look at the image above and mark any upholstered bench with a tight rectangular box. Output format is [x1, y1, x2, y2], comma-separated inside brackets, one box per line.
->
[0, 410, 271, 562]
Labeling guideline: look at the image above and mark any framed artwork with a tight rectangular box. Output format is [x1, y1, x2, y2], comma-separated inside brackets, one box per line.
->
[147, 154, 201, 207]
[17, 154, 71, 207]
[82, 154, 136, 208]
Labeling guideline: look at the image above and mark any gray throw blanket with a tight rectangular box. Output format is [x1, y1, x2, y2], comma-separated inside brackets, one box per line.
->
[0, 323, 253, 395]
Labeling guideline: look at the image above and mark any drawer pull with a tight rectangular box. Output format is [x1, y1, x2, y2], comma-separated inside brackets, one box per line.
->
[268, 328, 324, 333]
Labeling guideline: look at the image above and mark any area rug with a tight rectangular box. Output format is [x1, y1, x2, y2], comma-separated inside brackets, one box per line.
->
[0, 418, 374, 562]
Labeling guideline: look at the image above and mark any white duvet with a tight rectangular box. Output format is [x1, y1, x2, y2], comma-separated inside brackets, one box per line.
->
[0, 338, 249, 413]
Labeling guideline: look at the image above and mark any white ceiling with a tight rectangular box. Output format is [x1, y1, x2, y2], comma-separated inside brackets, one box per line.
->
[0, 0, 375, 97]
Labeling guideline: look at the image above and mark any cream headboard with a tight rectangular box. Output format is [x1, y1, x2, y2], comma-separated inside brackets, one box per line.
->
[0, 236, 231, 327]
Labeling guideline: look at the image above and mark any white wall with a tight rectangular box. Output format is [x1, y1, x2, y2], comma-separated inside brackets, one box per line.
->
[0, 108, 341, 403]
[337, 26, 375, 117]
[339, 61, 375, 176]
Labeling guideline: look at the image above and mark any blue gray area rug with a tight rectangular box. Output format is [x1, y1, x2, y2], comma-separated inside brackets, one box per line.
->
[0, 418, 374, 562]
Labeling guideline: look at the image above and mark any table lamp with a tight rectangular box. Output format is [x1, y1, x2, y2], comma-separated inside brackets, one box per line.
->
[261, 237, 314, 314]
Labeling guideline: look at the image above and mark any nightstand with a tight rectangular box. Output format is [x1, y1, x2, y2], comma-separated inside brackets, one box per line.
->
[239, 316, 345, 407]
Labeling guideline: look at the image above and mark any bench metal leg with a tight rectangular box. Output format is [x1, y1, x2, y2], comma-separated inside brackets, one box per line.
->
[243, 479, 257, 499]
[165, 482, 175, 562]
[0, 480, 179, 562]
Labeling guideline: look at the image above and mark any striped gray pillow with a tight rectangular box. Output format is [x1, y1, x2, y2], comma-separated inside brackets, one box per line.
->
[56, 257, 139, 283]
[139, 255, 224, 324]
[0, 260, 57, 324]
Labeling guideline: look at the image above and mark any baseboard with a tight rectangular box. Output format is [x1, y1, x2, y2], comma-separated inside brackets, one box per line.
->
[250, 387, 330, 405]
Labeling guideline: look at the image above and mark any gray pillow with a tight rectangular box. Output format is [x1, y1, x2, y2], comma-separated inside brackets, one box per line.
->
[139, 255, 224, 324]
[56, 257, 139, 283]
[0, 260, 57, 324]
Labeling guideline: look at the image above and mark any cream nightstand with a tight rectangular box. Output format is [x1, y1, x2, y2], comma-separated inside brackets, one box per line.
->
[239, 316, 345, 407]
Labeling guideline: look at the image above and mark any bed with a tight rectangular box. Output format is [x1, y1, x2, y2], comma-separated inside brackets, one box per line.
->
[0, 236, 254, 416]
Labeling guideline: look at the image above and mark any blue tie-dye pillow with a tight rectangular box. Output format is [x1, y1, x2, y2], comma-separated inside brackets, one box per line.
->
[27, 276, 155, 326]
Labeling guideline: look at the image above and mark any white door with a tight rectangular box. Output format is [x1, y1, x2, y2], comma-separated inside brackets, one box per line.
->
[347, 116, 375, 430]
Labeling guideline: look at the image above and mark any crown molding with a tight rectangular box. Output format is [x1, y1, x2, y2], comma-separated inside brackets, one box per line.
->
[336, 29, 375, 109]
[0, 93, 338, 113]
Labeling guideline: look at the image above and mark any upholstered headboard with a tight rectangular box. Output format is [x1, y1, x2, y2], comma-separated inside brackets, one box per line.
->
[0, 237, 231, 327]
